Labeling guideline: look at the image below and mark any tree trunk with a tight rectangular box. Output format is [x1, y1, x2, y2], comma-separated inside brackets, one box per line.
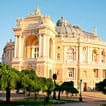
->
[6, 87, 11, 104]
[53, 80, 56, 99]
[34, 91, 38, 100]
[53, 89, 56, 99]
[46, 91, 50, 103]
[58, 90, 61, 100]
[27, 91, 31, 96]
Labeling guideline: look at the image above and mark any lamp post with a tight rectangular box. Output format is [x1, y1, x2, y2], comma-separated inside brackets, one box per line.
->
[53, 73, 57, 99]
[79, 79, 82, 102]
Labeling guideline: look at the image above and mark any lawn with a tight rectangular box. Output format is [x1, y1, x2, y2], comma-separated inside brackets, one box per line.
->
[0, 98, 78, 106]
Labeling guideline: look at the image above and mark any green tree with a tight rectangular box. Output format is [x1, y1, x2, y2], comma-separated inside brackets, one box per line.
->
[0, 64, 19, 103]
[96, 79, 106, 94]
[42, 78, 55, 103]
[21, 70, 36, 95]
[15, 71, 22, 93]
[55, 81, 78, 100]
[34, 77, 43, 99]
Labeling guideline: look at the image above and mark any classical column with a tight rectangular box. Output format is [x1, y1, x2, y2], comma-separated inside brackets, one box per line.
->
[46, 36, 49, 58]
[19, 36, 22, 58]
[99, 49, 101, 63]
[53, 39, 55, 59]
[43, 35, 46, 57]
[21, 36, 24, 58]
[32, 46, 35, 58]
[14, 36, 17, 58]
[14, 35, 19, 58]
[87, 47, 92, 64]
[39, 34, 42, 57]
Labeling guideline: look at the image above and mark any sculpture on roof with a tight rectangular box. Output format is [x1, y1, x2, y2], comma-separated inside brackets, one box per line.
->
[35, 7, 41, 16]
[93, 26, 97, 36]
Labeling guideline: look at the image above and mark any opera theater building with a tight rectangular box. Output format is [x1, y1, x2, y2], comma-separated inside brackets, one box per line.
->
[2, 8, 106, 91]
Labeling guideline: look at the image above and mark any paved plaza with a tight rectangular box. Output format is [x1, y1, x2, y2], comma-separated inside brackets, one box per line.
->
[55, 92, 106, 106]
[0, 91, 106, 106]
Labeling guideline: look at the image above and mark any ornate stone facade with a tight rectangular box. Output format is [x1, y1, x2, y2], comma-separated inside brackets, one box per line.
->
[2, 40, 14, 65]
[2, 8, 106, 91]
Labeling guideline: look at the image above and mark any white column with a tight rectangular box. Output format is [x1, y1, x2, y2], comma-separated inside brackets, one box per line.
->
[14, 36, 17, 58]
[98, 49, 100, 63]
[21, 36, 24, 58]
[46, 36, 49, 58]
[32, 46, 35, 58]
[19, 36, 22, 58]
[88, 47, 91, 63]
[39, 35, 42, 57]
[14, 35, 19, 58]
[43, 35, 46, 57]
[53, 39, 55, 60]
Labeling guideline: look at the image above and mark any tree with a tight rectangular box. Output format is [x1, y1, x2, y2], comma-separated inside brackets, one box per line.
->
[55, 81, 78, 100]
[42, 78, 55, 103]
[33, 77, 42, 99]
[21, 70, 36, 95]
[96, 79, 106, 94]
[15, 71, 22, 93]
[0, 64, 19, 103]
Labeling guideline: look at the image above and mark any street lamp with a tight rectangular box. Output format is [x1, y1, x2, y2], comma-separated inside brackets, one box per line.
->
[79, 79, 82, 102]
[53, 73, 57, 99]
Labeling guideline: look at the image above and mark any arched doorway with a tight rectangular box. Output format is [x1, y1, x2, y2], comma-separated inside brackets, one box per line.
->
[24, 35, 39, 59]
[83, 82, 87, 91]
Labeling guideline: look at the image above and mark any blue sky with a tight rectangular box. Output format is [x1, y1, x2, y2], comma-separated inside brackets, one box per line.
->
[0, 0, 106, 60]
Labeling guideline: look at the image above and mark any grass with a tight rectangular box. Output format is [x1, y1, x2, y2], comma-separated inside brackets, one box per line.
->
[0, 98, 78, 106]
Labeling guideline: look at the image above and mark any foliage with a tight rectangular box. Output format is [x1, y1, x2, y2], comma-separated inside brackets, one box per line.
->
[0, 64, 55, 103]
[43, 78, 55, 103]
[96, 79, 106, 94]
[20, 70, 36, 93]
[0, 64, 19, 90]
[55, 81, 78, 100]
[0, 64, 19, 103]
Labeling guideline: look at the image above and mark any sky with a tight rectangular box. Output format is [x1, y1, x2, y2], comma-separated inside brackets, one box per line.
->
[0, 0, 106, 61]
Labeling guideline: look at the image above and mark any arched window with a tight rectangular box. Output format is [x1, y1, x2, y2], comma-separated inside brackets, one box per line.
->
[49, 39, 53, 59]
[82, 47, 87, 62]
[66, 47, 74, 62]
[101, 50, 105, 63]
[57, 46, 61, 60]
[92, 49, 98, 63]
[25, 35, 39, 59]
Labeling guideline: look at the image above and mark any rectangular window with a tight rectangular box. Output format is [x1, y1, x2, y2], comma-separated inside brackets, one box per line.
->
[94, 69, 98, 78]
[103, 70, 106, 78]
[57, 53, 60, 60]
[34, 47, 39, 59]
[68, 68, 74, 80]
